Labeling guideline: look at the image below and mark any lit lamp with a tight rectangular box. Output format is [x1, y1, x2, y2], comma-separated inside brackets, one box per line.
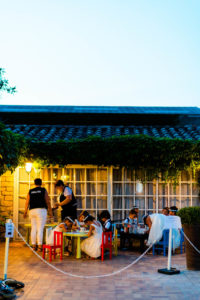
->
[136, 180, 143, 193]
[25, 162, 32, 174]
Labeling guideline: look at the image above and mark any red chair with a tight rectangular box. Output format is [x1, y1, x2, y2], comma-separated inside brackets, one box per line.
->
[101, 232, 112, 261]
[42, 231, 63, 262]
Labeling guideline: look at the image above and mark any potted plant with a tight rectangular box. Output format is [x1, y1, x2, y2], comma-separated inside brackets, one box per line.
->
[178, 207, 200, 270]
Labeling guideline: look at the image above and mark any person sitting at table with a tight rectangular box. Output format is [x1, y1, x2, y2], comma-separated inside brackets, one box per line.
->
[46, 216, 74, 256]
[143, 213, 166, 244]
[120, 209, 138, 249]
[81, 215, 103, 258]
[162, 207, 169, 216]
[132, 206, 139, 215]
[99, 210, 112, 232]
[169, 206, 178, 215]
[143, 213, 181, 250]
[123, 209, 138, 225]
[72, 210, 90, 230]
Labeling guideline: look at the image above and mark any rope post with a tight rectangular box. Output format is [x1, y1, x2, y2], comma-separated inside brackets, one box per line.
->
[2, 220, 25, 290]
[4, 219, 14, 280]
[158, 228, 180, 275]
[3, 237, 10, 280]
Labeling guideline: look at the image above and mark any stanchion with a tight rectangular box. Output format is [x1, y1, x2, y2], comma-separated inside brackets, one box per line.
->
[0, 219, 24, 299]
[158, 228, 180, 275]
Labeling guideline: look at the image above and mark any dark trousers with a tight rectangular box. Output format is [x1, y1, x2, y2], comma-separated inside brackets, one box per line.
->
[61, 209, 77, 221]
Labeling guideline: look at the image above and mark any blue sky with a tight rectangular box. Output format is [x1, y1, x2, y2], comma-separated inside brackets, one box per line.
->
[0, 0, 199, 106]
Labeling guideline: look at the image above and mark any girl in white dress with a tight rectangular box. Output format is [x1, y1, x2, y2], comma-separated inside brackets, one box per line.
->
[46, 216, 74, 245]
[81, 215, 103, 258]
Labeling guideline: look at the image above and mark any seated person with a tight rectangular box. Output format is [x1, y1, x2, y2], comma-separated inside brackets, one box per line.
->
[143, 212, 181, 249]
[72, 210, 90, 230]
[81, 215, 103, 258]
[169, 206, 178, 215]
[132, 206, 139, 215]
[143, 213, 166, 244]
[123, 209, 138, 225]
[46, 216, 74, 256]
[120, 209, 138, 249]
[162, 207, 169, 216]
[99, 210, 112, 232]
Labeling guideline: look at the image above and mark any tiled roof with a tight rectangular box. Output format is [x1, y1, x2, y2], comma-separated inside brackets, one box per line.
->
[1, 105, 200, 115]
[6, 124, 200, 142]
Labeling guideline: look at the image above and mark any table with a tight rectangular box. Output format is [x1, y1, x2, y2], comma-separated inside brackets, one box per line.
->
[120, 232, 148, 253]
[63, 231, 88, 259]
[24, 223, 58, 244]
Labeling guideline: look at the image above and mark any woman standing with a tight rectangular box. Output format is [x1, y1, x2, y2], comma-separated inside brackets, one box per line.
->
[54, 180, 77, 220]
[24, 178, 53, 251]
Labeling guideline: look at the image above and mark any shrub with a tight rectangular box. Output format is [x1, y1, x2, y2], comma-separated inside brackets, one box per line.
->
[177, 207, 200, 225]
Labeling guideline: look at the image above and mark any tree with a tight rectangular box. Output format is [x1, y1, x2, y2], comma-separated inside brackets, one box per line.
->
[0, 68, 16, 95]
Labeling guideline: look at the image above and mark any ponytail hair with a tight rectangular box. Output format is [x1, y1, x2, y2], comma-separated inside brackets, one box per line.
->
[83, 215, 95, 223]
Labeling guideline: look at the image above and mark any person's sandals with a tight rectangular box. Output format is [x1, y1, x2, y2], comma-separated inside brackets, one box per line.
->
[32, 245, 37, 251]
[38, 246, 43, 252]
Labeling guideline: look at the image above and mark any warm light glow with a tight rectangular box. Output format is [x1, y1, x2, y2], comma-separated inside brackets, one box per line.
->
[25, 162, 32, 174]
[136, 181, 143, 193]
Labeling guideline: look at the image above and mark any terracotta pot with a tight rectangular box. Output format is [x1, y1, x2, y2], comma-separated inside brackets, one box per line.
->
[183, 224, 200, 270]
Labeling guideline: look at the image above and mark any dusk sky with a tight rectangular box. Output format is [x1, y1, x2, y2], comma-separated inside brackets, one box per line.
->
[0, 0, 199, 107]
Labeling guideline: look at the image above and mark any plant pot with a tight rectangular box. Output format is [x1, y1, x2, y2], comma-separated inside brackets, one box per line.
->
[183, 224, 200, 270]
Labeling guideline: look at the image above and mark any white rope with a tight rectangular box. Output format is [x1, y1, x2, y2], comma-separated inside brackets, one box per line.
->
[183, 231, 200, 255]
[14, 225, 153, 279]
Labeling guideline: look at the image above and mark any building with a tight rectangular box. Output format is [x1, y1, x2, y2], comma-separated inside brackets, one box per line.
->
[0, 105, 200, 239]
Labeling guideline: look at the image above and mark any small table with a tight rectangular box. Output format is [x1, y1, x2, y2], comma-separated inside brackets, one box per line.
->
[63, 231, 88, 259]
[24, 223, 58, 244]
[120, 232, 148, 253]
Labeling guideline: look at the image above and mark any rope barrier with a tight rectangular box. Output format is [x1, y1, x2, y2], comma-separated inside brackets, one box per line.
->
[183, 232, 200, 255]
[14, 225, 153, 279]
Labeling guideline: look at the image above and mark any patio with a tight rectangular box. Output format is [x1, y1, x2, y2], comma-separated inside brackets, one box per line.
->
[1, 242, 200, 300]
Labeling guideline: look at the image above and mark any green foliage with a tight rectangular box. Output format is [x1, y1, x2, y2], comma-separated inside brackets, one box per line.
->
[0, 68, 16, 94]
[177, 207, 200, 225]
[1, 121, 200, 184]
[0, 123, 27, 175]
[26, 135, 200, 182]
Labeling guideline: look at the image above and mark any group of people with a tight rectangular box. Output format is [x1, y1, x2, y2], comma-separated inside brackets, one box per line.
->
[24, 177, 181, 257]
[23, 178, 112, 258]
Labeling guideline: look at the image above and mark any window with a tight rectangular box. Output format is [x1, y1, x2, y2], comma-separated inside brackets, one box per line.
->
[15, 166, 200, 237]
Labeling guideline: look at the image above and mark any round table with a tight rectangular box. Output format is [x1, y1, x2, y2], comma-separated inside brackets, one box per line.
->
[63, 231, 88, 259]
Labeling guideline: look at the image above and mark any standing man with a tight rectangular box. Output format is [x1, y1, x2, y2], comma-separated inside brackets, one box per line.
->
[55, 180, 77, 220]
[24, 178, 53, 251]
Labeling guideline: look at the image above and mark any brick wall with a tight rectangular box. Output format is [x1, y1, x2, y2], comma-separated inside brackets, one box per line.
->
[0, 171, 14, 239]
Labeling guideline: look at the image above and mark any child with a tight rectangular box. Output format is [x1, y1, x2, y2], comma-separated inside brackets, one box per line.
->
[46, 216, 74, 244]
[81, 215, 103, 258]
[72, 210, 90, 230]
[123, 209, 138, 225]
[99, 210, 112, 232]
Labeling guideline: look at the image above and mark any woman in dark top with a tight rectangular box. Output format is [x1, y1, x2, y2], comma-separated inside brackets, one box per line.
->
[55, 180, 77, 220]
[24, 178, 52, 251]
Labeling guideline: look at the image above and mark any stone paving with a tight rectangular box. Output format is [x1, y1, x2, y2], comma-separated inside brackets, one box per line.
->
[0, 242, 200, 300]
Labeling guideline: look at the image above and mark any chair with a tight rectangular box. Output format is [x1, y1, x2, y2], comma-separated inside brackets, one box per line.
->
[153, 228, 185, 256]
[112, 224, 118, 256]
[153, 229, 169, 256]
[101, 232, 112, 261]
[42, 231, 63, 262]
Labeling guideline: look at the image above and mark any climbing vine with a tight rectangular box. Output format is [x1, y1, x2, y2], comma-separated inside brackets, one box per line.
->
[1, 122, 200, 183]
[25, 135, 200, 184]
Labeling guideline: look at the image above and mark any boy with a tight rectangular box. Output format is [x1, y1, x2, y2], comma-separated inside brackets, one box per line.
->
[99, 210, 112, 232]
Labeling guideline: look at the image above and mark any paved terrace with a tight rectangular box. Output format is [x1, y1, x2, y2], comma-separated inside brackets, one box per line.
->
[0, 242, 200, 300]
